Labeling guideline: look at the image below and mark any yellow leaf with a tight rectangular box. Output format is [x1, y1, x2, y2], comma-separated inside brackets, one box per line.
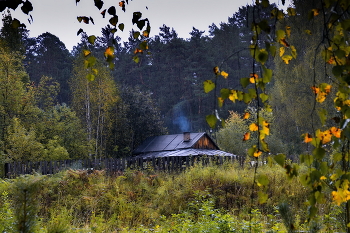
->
[221, 71, 229, 79]
[330, 127, 341, 138]
[311, 86, 319, 94]
[134, 48, 143, 54]
[243, 132, 250, 141]
[316, 92, 327, 103]
[317, 129, 332, 144]
[320, 176, 327, 180]
[104, 46, 114, 57]
[285, 26, 291, 37]
[280, 38, 290, 47]
[344, 100, 350, 106]
[213, 66, 220, 75]
[143, 30, 149, 37]
[229, 90, 238, 102]
[312, 8, 319, 16]
[282, 55, 293, 64]
[254, 150, 262, 157]
[243, 112, 250, 119]
[305, 29, 312, 35]
[279, 47, 285, 57]
[330, 173, 338, 180]
[249, 123, 259, 131]
[83, 49, 91, 57]
[332, 186, 350, 206]
[324, 84, 331, 94]
[92, 68, 98, 75]
[261, 121, 270, 135]
[249, 73, 258, 83]
[304, 133, 313, 143]
[291, 45, 297, 59]
[218, 97, 224, 108]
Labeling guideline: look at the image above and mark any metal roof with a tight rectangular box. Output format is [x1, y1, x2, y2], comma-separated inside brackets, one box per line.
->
[133, 132, 218, 155]
[135, 149, 235, 158]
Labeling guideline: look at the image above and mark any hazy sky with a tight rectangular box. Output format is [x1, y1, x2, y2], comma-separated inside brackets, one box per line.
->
[4, 0, 290, 51]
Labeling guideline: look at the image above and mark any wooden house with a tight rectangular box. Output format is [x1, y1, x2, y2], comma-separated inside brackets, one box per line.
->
[133, 132, 235, 158]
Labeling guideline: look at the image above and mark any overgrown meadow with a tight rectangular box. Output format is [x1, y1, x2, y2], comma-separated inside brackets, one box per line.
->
[0, 162, 346, 232]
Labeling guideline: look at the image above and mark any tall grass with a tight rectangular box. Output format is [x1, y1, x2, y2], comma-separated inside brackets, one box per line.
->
[0, 162, 345, 232]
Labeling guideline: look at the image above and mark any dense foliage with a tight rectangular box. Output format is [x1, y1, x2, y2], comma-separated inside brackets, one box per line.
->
[1, 164, 340, 232]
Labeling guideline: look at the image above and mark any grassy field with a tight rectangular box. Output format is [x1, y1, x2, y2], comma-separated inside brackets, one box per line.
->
[0, 162, 346, 232]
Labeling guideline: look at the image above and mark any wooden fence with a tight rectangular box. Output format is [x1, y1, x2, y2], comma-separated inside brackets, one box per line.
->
[2, 155, 243, 178]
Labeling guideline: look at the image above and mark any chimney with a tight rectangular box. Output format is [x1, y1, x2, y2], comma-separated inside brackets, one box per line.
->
[183, 132, 191, 142]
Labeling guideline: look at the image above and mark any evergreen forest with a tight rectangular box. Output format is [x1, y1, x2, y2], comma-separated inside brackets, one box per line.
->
[2, 0, 350, 232]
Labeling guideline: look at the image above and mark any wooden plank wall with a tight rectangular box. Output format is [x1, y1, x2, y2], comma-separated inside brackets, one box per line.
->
[2, 155, 244, 178]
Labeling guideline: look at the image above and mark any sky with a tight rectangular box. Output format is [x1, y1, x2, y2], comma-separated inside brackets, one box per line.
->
[3, 0, 291, 51]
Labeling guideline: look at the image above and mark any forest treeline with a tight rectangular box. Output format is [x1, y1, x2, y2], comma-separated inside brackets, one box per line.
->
[0, 0, 323, 162]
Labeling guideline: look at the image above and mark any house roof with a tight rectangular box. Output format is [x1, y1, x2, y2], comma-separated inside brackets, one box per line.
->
[133, 132, 220, 155]
[135, 149, 235, 158]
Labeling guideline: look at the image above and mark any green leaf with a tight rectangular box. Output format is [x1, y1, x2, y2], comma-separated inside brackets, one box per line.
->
[137, 19, 146, 30]
[312, 147, 326, 160]
[269, 45, 276, 57]
[264, 103, 273, 112]
[257, 174, 269, 186]
[261, 139, 269, 152]
[310, 170, 321, 182]
[258, 191, 268, 204]
[260, 93, 269, 102]
[341, 19, 350, 31]
[133, 56, 139, 63]
[287, 7, 296, 16]
[132, 12, 142, 24]
[300, 154, 313, 166]
[240, 77, 250, 88]
[206, 114, 217, 128]
[21, 0, 33, 14]
[11, 19, 21, 28]
[320, 161, 328, 175]
[88, 35, 96, 45]
[133, 31, 140, 39]
[300, 174, 311, 186]
[85, 56, 96, 68]
[77, 28, 84, 36]
[139, 41, 148, 50]
[248, 146, 256, 157]
[332, 65, 343, 77]
[335, 49, 346, 59]
[332, 152, 342, 163]
[109, 16, 119, 26]
[221, 119, 225, 128]
[248, 88, 257, 99]
[243, 93, 252, 104]
[257, 49, 269, 64]
[118, 23, 124, 31]
[94, 0, 103, 10]
[203, 80, 215, 93]
[262, 66, 272, 83]
[258, 20, 270, 33]
[274, 154, 286, 167]
[220, 88, 230, 99]
[276, 30, 285, 41]
[86, 73, 95, 81]
[107, 6, 116, 15]
[318, 108, 328, 126]
[315, 191, 326, 204]
[261, 0, 270, 8]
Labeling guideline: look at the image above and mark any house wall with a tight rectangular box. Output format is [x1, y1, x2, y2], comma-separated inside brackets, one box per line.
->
[192, 136, 218, 150]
